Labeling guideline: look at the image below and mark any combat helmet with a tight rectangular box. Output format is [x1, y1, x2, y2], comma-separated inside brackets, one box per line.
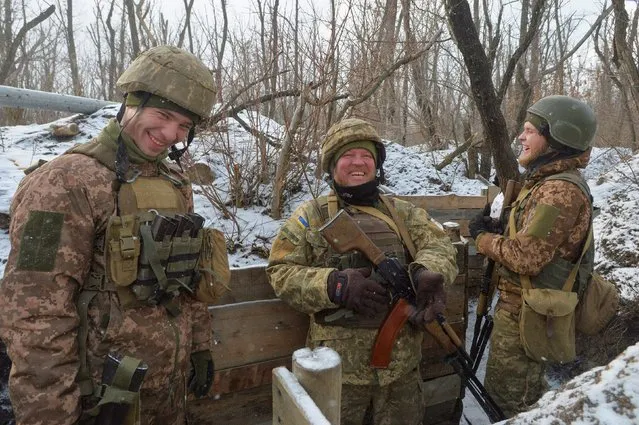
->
[527, 95, 597, 151]
[117, 45, 216, 121]
[320, 118, 386, 176]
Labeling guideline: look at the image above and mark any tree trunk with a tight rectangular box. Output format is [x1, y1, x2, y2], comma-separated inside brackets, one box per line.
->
[66, 0, 82, 96]
[445, 0, 519, 188]
[124, 0, 140, 58]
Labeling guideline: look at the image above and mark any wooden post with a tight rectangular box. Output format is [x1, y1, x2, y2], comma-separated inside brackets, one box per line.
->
[292, 347, 342, 425]
[272, 347, 341, 425]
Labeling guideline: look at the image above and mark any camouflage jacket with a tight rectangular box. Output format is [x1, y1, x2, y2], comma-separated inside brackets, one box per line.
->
[0, 119, 212, 425]
[267, 195, 458, 386]
[476, 151, 592, 286]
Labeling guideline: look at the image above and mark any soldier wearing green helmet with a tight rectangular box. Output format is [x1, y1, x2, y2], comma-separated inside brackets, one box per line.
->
[468, 95, 598, 417]
[0, 46, 222, 424]
[268, 117, 458, 424]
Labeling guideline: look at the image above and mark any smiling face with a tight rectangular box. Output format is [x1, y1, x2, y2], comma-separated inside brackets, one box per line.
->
[518, 122, 549, 168]
[332, 148, 376, 186]
[121, 106, 194, 157]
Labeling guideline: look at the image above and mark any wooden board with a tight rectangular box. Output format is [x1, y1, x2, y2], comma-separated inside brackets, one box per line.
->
[210, 299, 308, 370]
[187, 384, 273, 425]
[397, 194, 486, 210]
[216, 266, 275, 305]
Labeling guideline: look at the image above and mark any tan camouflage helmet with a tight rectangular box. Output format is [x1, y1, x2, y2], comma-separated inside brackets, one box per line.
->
[116, 45, 216, 121]
[321, 118, 384, 174]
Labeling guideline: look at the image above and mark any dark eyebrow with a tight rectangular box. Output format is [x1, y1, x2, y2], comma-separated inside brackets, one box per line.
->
[162, 109, 193, 127]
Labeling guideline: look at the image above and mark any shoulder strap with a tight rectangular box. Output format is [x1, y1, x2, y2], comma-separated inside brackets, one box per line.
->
[378, 195, 418, 260]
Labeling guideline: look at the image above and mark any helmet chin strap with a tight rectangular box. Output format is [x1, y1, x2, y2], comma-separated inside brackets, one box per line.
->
[115, 92, 151, 183]
[168, 127, 195, 171]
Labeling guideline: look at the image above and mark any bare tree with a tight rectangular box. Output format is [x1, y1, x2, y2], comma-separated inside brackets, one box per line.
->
[0, 4, 55, 85]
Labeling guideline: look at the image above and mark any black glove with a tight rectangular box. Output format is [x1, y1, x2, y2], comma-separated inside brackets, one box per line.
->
[188, 350, 214, 398]
[409, 268, 446, 326]
[327, 268, 388, 317]
[469, 204, 503, 240]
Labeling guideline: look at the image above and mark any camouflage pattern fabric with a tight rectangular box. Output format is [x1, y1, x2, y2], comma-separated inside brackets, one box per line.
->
[484, 309, 547, 417]
[341, 367, 424, 425]
[267, 195, 458, 388]
[0, 122, 212, 425]
[476, 151, 592, 417]
[476, 152, 592, 275]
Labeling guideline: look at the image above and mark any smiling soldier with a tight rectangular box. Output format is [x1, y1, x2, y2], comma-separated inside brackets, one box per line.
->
[0, 46, 221, 425]
[267, 117, 458, 425]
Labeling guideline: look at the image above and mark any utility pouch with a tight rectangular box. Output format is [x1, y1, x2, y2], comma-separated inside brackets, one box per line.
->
[194, 227, 230, 304]
[105, 215, 140, 286]
[575, 272, 619, 335]
[519, 288, 578, 363]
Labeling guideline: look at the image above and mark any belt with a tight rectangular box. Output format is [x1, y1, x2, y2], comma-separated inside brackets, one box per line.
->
[496, 278, 522, 315]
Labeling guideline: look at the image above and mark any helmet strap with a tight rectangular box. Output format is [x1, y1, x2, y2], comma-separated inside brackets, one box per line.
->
[168, 127, 195, 170]
[115, 92, 151, 182]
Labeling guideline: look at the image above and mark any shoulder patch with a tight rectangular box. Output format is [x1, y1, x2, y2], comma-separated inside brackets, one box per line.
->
[17, 210, 65, 271]
[525, 203, 560, 240]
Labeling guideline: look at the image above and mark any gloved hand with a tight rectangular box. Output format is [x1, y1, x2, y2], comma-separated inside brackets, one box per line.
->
[409, 268, 446, 326]
[469, 204, 503, 240]
[188, 350, 214, 398]
[327, 268, 388, 317]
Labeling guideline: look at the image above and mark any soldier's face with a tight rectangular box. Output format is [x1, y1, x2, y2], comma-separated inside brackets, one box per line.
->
[333, 148, 376, 186]
[518, 122, 549, 168]
[121, 106, 193, 157]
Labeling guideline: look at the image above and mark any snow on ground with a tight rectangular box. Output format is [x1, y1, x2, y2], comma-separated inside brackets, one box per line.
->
[0, 106, 638, 424]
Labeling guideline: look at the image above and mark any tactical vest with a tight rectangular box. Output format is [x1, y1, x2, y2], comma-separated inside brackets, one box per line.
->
[498, 170, 594, 296]
[66, 139, 205, 406]
[314, 197, 410, 328]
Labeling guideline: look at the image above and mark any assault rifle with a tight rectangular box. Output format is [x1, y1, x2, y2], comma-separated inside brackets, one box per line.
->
[469, 179, 521, 372]
[96, 353, 148, 425]
[318, 210, 505, 423]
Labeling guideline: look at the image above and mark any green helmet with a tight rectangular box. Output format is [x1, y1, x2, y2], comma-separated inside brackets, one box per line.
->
[117, 45, 216, 121]
[527, 95, 597, 151]
[320, 118, 384, 173]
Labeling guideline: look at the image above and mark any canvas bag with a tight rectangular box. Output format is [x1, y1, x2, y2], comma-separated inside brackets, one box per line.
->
[575, 268, 619, 335]
[194, 227, 231, 303]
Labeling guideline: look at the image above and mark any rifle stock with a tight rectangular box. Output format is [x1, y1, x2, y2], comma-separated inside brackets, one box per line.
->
[319, 211, 386, 265]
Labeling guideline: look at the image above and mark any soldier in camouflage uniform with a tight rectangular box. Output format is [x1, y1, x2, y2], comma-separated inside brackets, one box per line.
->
[469, 95, 597, 417]
[267, 118, 458, 425]
[0, 46, 218, 425]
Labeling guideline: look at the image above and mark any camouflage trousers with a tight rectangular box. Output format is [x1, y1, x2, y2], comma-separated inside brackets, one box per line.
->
[484, 308, 547, 418]
[341, 367, 424, 425]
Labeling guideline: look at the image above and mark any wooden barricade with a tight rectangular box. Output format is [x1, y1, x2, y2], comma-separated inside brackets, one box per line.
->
[187, 192, 493, 425]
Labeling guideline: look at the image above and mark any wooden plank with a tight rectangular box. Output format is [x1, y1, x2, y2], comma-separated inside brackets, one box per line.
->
[397, 194, 487, 210]
[187, 384, 273, 425]
[422, 374, 462, 407]
[210, 299, 309, 370]
[428, 208, 484, 222]
[272, 367, 331, 425]
[216, 266, 275, 305]
[212, 356, 291, 395]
